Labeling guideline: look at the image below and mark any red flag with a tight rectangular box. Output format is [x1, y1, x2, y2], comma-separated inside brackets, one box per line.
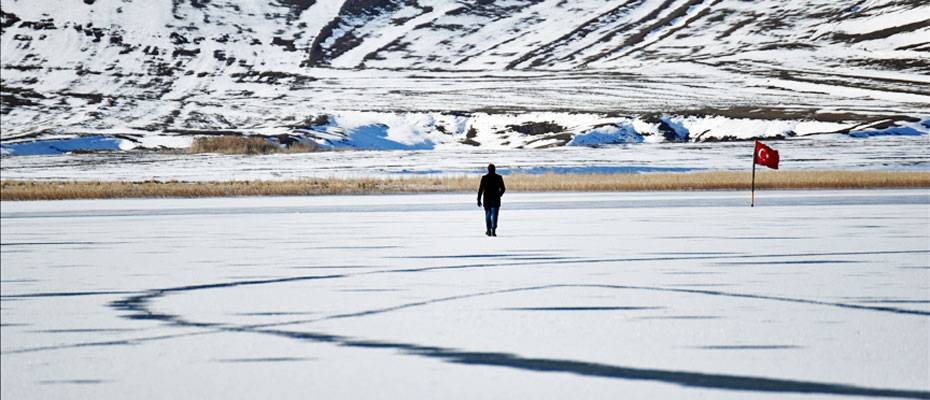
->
[754, 141, 779, 170]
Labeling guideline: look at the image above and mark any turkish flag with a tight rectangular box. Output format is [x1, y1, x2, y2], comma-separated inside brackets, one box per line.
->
[754, 141, 779, 170]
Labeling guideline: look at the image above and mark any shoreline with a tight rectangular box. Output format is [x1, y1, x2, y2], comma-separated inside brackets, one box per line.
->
[1, 171, 928, 201]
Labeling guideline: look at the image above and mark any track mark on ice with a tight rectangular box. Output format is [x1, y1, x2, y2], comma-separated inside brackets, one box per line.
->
[501, 306, 663, 311]
[692, 345, 801, 350]
[214, 357, 313, 363]
[251, 326, 930, 399]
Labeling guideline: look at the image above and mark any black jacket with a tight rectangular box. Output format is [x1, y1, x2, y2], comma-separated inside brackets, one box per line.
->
[478, 173, 506, 208]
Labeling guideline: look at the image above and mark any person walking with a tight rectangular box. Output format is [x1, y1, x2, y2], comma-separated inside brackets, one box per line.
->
[477, 163, 506, 236]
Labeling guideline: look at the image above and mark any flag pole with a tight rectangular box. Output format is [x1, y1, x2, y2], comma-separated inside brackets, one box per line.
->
[751, 140, 756, 207]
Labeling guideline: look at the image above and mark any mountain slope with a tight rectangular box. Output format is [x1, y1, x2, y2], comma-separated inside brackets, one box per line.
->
[1, 0, 928, 144]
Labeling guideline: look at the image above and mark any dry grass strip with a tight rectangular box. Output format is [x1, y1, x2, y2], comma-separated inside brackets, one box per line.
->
[2, 171, 928, 201]
[189, 136, 318, 155]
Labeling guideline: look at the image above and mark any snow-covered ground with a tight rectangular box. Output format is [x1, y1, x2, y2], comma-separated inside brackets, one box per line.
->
[2, 190, 928, 399]
[1, 134, 927, 181]
[3, 1, 929, 140]
[2, 114, 927, 155]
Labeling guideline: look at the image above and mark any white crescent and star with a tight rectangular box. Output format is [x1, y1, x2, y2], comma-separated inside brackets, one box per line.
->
[757, 147, 769, 162]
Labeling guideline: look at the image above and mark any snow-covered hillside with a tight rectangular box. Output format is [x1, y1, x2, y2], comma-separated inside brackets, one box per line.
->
[1, 0, 929, 150]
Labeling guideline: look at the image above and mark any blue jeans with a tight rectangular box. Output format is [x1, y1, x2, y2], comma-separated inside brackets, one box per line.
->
[485, 207, 499, 231]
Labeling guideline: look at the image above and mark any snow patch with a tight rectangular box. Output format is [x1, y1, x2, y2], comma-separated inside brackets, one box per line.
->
[330, 124, 435, 150]
[1, 136, 123, 156]
[849, 119, 930, 138]
[568, 123, 643, 146]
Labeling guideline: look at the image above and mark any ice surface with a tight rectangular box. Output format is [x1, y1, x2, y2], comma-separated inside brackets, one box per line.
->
[2, 190, 928, 399]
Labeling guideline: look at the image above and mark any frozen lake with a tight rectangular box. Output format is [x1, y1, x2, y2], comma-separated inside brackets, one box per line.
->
[2, 190, 929, 399]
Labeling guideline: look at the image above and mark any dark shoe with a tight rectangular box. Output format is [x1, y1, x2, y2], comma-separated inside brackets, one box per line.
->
[491, 229, 497, 237]
[486, 230, 491, 236]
